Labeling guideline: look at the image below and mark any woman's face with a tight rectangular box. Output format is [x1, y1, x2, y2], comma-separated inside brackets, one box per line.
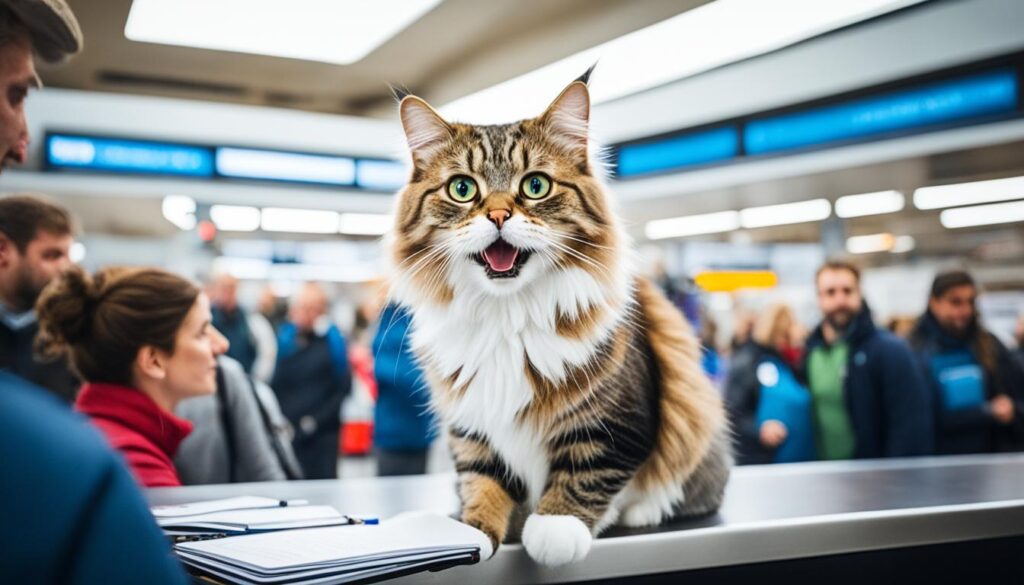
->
[161, 293, 229, 399]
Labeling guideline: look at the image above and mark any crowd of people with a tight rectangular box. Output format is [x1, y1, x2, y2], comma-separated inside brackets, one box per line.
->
[722, 262, 1024, 465]
[0, 191, 437, 486]
[7, 185, 1024, 488]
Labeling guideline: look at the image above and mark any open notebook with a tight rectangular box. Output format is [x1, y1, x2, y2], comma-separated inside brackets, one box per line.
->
[170, 510, 486, 585]
[153, 497, 364, 536]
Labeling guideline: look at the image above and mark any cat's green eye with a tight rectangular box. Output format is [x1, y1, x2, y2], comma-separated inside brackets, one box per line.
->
[447, 175, 478, 203]
[521, 173, 552, 200]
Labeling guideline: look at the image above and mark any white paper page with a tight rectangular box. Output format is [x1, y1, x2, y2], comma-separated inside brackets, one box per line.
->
[158, 505, 342, 528]
[152, 497, 302, 518]
[177, 512, 485, 571]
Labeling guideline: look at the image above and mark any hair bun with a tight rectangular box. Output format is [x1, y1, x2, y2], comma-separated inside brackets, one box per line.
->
[35, 265, 100, 357]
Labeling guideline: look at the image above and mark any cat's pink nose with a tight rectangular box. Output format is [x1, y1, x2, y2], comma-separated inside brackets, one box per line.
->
[488, 209, 511, 229]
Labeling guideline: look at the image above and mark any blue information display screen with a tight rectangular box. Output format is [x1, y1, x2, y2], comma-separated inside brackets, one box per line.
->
[215, 147, 356, 186]
[744, 69, 1019, 155]
[355, 158, 409, 191]
[616, 126, 739, 178]
[46, 134, 215, 177]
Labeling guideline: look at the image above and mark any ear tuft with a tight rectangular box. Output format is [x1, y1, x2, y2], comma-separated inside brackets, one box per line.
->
[389, 84, 411, 102]
[574, 62, 598, 86]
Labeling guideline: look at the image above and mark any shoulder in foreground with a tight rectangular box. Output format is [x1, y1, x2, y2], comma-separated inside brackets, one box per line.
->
[0, 373, 121, 481]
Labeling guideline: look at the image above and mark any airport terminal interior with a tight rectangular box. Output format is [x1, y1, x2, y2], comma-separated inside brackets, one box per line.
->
[1, 0, 1023, 583]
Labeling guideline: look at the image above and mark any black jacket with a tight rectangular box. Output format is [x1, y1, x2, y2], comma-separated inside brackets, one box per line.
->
[0, 318, 78, 403]
[803, 303, 934, 459]
[909, 311, 1024, 454]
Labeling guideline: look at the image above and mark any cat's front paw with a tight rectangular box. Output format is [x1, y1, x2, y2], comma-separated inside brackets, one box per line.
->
[521, 514, 592, 566]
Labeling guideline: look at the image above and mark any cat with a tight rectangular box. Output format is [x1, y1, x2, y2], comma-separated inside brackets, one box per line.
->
[386, 69, 731, 567]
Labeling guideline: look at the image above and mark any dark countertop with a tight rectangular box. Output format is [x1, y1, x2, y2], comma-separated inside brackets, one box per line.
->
[149, 453, 1024, 584]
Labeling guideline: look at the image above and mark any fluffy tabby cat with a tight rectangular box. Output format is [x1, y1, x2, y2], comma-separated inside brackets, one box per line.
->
[387, 70, 731, 567]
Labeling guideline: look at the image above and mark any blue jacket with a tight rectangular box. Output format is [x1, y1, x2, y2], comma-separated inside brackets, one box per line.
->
[372, 305, 437, 451]
[803, 304, 934, 459]
[910, 311, 1024, 455]
[725, 343, 815, 465]
[0, 372, 188, 584]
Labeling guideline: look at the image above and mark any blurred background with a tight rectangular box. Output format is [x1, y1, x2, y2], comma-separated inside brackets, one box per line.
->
[4, 0, 1024, 473]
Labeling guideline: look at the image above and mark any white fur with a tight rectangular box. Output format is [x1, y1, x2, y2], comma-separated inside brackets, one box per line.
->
[612, 479, 685, 528]
[521, 514, 593, 567]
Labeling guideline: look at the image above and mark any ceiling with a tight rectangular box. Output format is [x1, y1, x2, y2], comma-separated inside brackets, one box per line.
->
[625, 139, 1024, 272]
[40, 0, 709, 116]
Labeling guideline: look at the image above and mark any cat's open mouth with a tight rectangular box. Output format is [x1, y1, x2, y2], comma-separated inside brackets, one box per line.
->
[474, 239, 531, 279]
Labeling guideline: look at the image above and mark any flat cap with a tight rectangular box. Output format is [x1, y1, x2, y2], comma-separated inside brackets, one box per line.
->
[3, 0, 82, 63]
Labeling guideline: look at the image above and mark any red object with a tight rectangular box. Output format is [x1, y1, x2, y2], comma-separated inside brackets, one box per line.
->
[780, 345, 804, 369]
[76, 382, 193, 488]
[339, 345, 376, 456]
[349, 345, 378, 400]
[341, 421, 373, 456]
[197, 219, 217, 242]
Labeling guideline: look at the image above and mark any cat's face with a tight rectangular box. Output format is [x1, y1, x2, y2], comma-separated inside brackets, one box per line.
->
[391, 80, 619, 303]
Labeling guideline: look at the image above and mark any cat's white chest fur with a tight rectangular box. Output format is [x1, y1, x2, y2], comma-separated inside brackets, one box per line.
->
[410, 302, 553, 507]
[406, 266, 625, 508]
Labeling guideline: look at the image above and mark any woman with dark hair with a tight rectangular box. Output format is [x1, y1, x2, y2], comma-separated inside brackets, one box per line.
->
[35, 266, 229, 487]
[909, 270, 1024, 454]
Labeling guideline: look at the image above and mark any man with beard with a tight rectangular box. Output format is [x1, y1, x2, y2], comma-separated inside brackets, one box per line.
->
[803, 261, 933, 459]
[0, 194, 77, 401]
[910, 271, 1024, 454]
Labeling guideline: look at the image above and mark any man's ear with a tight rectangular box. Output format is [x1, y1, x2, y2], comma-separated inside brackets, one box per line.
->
[0, 234, 16, 269]
[135, 345, 168, 382]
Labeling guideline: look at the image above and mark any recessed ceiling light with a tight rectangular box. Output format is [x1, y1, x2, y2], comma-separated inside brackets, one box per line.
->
[739, 199, 831, 229]
[210, 205, 261, 232]
[835, 190, 905, 218]
[645, 211, 740, 240]
[125, 0, 442, 65]
[914, 176, 1024, 210]
[441, 0, 923, 123]
[260, 208, 340, 234]
[940, 200, 1024, 229]
[846, 233, 895, 254]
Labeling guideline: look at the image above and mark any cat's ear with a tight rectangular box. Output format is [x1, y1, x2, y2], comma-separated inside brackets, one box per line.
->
[399, 95, 453, 166]
[540, 79, 590, 160]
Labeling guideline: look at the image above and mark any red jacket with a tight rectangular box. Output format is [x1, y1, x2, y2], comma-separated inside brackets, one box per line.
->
[75, 382, 193, 488]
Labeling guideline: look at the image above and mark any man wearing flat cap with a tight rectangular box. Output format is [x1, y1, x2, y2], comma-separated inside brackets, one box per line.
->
[0, 0, 80, 169]
[0, 3, 189, 583]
